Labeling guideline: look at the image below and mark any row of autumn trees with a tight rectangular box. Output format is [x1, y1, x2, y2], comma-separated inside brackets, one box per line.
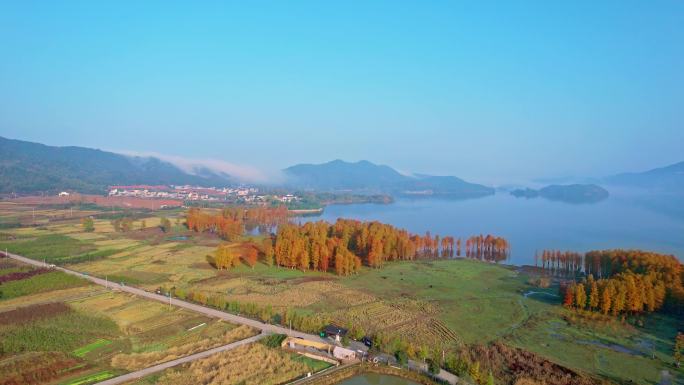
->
[272, 219, 510, 275]
[186, 206, 288, 240]
[556, 250, 684, 316]
[185, 209, 510, 275]
[562, 272, 668, 315]
[536, 248, 683, 280]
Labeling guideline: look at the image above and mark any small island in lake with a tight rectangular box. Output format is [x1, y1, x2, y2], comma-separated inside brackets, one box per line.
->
[511, 184, 609, 203]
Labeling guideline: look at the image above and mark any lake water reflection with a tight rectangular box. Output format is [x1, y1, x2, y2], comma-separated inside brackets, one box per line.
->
[296, 192, 684, 266]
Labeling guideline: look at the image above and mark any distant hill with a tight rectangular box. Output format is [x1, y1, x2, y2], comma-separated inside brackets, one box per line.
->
[511, 184, 609, 203]
[606, 161, 684, 192]
[510, 188, 539, 199]
[0, 137, 231, 194]
[284, 160, 406, 191]
[538, 184, 609, 203]
[284, 160, 494, 198]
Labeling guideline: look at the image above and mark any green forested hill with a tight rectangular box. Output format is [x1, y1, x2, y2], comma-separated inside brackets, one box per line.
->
[0, 137, 231, 194]
[284, 159, 494, 198]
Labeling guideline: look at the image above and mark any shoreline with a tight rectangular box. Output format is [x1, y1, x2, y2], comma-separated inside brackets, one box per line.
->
[288, 208, 324, 214]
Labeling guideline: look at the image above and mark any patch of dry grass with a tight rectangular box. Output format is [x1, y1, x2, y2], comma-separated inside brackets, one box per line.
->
[111, 325, 257, 371]
[0, 286, 100, 312]
[514, 379, 545, 385]
[73, 243, 215, 289]
[196, 278, 375, 310]
[155, 343, 310, 385]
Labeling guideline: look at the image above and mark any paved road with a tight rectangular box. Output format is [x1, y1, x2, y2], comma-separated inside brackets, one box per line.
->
[4, 251, 325, 342]
[96, 332, 267, 385]
[4, 251, 459, 384]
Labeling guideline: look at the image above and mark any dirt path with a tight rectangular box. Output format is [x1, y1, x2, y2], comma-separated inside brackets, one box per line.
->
[523, 290, 559, 299]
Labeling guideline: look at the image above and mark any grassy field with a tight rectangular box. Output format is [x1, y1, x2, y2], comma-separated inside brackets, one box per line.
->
[290, 352, 334, 372]
[0, 269, 86, 300]
[1, 203, 683, 384]
[0, 305, 120, 362]
[182, 261, 684, 384]
[0, 234, 97, 262]
[343, 259, 532, 344]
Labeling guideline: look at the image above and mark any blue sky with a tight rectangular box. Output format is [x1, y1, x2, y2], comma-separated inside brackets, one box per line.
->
[1, 1, 682, 184]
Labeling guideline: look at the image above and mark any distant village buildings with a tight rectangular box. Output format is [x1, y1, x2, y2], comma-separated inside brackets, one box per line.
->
[106, 185, 300, 205]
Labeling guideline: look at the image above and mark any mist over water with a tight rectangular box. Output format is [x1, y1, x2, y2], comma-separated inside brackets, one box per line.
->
[297, 192, 684, 266]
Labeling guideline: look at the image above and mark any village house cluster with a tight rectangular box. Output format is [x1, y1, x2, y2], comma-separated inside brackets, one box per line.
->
[108, 185, 257, 201]
[106, 185, 300, 204]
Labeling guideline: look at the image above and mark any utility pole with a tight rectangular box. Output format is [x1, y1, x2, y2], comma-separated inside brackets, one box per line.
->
[105, 275, 108, 289]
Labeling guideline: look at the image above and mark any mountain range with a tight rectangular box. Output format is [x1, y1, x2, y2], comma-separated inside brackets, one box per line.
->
[606, 161, 684, 192]
[0, 136, 231, 194]
[1, 136, 682, 197]
[284, 160, 495, 198]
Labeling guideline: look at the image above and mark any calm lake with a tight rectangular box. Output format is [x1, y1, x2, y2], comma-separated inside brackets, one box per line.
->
[337, 373, 419, 385]
[297, 191, 684, 266]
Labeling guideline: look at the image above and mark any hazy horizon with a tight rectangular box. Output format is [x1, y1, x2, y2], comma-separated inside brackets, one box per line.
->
[2, 1, 683, 185]
[1, 133, 680, 188]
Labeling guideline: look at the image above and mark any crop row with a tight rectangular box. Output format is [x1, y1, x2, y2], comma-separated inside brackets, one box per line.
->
[0, 268, 48, 284]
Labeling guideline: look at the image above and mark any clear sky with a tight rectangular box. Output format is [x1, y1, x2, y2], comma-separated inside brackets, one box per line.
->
[1, 1, 682, 184]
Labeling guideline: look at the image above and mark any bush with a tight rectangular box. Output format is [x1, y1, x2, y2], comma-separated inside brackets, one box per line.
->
[528, 277, 551, 288]
[81, 217, 95, 232]
[394, 349, 408, 366]
[426, 358, 440, 375]
[262, 334, 287, 348]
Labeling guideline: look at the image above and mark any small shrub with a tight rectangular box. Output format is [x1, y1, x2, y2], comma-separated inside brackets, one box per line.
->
[394, 349, 408, 366]
[262, 334, 287, 348]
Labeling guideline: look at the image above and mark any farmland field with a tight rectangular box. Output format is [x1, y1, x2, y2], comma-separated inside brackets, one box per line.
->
[0, 256, 246, 385]
[0, 268, 86, 300]
[131, 343, 320, 385]
[0, 203, 682, 384]
[196, 260, 683, 384]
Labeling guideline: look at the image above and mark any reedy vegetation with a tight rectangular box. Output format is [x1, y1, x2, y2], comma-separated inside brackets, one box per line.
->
[154, 343, 310, 385]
